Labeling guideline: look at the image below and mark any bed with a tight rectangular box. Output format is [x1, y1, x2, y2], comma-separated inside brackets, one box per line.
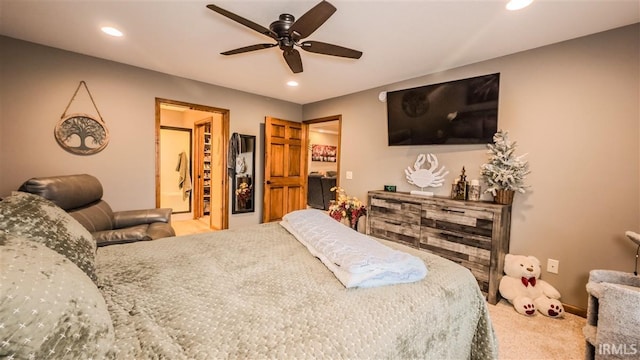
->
[0, 191, 498, 359]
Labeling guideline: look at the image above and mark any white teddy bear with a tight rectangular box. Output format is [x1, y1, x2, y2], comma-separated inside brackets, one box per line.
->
[499, 254, 564, 318]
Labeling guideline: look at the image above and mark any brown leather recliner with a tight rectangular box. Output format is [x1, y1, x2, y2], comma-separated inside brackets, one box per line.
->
[19, 174, 175, 246]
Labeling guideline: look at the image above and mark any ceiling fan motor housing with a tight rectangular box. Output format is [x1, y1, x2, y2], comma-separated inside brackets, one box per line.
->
[270, 14, 295, 36]
[271, 14, 296, 49]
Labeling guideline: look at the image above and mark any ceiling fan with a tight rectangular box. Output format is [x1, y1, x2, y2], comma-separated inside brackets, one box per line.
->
[206, 1, 363, 74]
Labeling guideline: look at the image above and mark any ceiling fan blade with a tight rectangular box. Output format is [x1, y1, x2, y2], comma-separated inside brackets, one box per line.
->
[221, 43, 277, 55]
[206, 4, 278, 39]
[300, 41, 363, 59]
[283, 49, 303, 73]
[289, 1, 336, 40]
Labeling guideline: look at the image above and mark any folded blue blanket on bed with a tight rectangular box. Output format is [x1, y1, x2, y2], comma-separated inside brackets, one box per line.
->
[281, 209, 427, 288]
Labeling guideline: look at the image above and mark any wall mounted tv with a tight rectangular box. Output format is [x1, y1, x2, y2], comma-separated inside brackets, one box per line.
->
[386, 73, 500, 146]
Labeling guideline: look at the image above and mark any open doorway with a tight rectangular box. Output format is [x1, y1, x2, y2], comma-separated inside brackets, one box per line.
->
[155, 98, 229, 231]
[304, 115, 341, 210]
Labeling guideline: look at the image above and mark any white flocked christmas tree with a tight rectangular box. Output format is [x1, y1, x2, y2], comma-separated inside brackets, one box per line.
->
[481, 130, 530, 196]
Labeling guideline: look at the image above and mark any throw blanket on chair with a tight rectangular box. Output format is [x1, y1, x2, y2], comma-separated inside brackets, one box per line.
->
[281, 209, 427, 288]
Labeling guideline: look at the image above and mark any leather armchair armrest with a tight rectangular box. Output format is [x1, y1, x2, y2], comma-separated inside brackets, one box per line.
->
[94, 224, 151, 247]
[147, 222, 176, 239]
[113, 208, 172, 229]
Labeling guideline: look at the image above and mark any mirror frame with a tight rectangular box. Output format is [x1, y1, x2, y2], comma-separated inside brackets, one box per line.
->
[232, 134, 256, 214]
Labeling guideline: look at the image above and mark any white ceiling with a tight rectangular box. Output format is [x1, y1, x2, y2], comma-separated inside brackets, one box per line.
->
[1, 0, 638, 105]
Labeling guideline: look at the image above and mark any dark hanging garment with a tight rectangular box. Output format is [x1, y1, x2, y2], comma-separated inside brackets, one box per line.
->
[227, 132, 241, 178]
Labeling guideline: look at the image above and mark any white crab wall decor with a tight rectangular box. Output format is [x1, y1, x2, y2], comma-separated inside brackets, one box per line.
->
[405, 153, 449, 196]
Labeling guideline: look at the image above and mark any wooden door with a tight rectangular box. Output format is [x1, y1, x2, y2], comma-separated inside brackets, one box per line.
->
[263, 117, 307, 222]
[193, 120, 211, 219]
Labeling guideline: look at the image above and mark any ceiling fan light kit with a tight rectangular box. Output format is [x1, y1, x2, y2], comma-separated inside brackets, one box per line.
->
[206, 1, 362, 74]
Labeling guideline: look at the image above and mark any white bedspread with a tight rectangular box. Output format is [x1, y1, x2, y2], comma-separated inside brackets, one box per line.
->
[281, 209, 427, 288]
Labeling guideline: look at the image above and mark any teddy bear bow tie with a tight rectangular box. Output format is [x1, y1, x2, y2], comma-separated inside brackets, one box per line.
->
[521, 277, 537, 287]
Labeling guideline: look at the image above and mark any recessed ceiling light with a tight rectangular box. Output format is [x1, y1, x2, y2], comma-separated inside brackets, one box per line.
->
[101, 26, 123, 37]
[506, 0, 533, 11]
[287, 80, 299, 87]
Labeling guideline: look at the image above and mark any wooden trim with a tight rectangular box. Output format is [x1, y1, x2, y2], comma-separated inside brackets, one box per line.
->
[563, 303, 587, 318]
[221, 110, 230, 230]
[155, 100, 161, 208]
[304, 114, 342, 125]
[193, 121, 205, 219]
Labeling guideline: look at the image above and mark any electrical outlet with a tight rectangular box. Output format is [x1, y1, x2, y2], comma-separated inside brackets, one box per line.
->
[547, 259, 559, 274]
[346, 171, 353, 180]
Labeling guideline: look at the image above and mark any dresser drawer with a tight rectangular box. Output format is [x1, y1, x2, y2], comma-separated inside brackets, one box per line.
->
[369, 196, 421, 221]
[419, 228, 491, 292]
[421, 204, 494, 237]
[369, 217, 421, 247]
[368, 196, 421, 247]
[419, 203, 494, 293]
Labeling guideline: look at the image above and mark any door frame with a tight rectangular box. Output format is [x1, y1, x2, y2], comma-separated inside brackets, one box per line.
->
[155, 98, 230, 230]
[303, 114, 342, 192]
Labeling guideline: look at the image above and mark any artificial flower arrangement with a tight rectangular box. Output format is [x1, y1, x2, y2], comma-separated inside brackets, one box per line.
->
[328, 186, 367, 229]
[235, 182, 252, 203]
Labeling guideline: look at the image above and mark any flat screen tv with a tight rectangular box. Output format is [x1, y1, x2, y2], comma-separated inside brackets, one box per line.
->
[386, 73, 500, 146]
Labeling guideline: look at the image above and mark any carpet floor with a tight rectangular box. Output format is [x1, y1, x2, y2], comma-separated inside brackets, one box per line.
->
[488, 299, 586, 359]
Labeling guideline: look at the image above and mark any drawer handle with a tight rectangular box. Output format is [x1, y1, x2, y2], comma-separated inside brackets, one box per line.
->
[386, 220, 402, 226]
[383, 199, 403, 204]
[378, 198, 420, 205]
[444, 208, 465, 214]
[442, 232, 462, 240]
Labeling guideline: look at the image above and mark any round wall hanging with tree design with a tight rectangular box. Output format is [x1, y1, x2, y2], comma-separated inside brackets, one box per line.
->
[54, 81, 110, 155]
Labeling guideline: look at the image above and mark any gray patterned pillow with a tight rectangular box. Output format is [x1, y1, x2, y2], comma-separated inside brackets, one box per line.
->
[0, 191, 97, 282]
[0, 234, 115, 359]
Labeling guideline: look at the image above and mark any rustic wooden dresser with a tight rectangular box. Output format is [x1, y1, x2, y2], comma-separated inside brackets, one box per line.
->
[366, 190, 512, 304]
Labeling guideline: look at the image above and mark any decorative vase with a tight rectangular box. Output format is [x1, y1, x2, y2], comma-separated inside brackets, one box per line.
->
[341, 217, 359, 230]
[494, 189, 515, 205]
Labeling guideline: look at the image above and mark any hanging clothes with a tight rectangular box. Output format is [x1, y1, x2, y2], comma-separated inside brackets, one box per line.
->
[227, 132, 241, 178]
[176, 151, 192, 200]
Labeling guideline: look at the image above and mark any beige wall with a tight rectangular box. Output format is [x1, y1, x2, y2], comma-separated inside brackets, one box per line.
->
[0, 36, 302, 228]
[303, 24, 640, 309]
[308, 131, 339, 175]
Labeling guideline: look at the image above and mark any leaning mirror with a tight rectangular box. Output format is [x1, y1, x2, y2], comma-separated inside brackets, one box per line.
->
[232, 134, 256, 214]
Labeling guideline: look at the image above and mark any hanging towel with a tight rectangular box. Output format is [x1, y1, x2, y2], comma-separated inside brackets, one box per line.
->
[176, 151, 192, 200]
[227, 132, 241, 178]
